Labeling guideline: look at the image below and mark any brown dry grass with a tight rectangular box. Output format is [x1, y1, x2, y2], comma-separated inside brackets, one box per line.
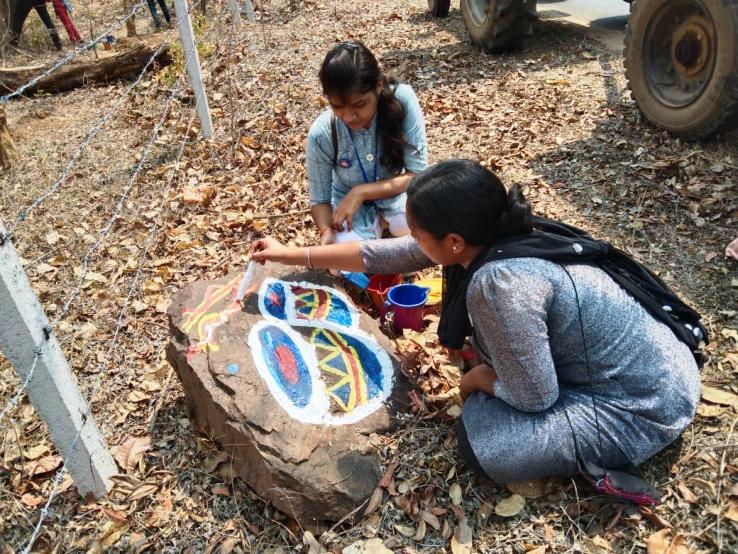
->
[0, 0, 737, 552]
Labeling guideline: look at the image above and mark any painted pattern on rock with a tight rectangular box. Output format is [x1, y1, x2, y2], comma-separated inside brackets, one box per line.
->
[258, 278, 360, 331]
[250, 278, 393, 425]
[182, 273, 243, 361]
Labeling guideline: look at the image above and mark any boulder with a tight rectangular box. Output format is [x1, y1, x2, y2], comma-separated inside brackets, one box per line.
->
[166, 262, 407, 524]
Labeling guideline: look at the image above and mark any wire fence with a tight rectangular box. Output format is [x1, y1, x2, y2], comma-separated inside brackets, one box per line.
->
[0, 1, 234, 550]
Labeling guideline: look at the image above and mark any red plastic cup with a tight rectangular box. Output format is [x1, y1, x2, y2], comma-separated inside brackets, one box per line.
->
[367, 274, 403, 311]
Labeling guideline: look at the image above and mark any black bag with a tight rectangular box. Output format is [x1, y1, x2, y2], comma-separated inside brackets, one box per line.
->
[440, 216, 708, 368]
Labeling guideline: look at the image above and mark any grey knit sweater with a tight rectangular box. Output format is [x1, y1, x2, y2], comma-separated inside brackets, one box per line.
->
[360, 236, 700, 482]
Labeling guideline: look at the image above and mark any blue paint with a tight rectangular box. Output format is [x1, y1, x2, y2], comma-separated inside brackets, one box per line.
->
[312, 330, 383, 408]
[263, 282, 287, 320]
[227, 363, 239, 374]
[258, 324, 312, 408]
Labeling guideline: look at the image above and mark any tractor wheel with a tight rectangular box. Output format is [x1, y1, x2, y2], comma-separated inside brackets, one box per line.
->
[460, 0, 537, 53]
[625, 0, 738, 140]
[428, 0, 451, 17]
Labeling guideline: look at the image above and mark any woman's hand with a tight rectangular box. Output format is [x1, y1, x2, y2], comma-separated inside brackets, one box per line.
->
[319, 228, 337, 246]
[250, 237, 295, 265]
[332, 189, 365, 231]
[460, 364, 497, 400]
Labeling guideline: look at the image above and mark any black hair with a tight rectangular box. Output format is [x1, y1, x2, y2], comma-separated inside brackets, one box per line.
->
[407, 159, 533, 244]
[319, 41, 410, 174]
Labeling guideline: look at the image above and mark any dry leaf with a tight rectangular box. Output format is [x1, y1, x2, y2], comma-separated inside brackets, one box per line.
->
[450, 517, 472, 554]
[21, 493, 45, 507]
[701, 385, 738, 407]
[438, 518, 451, 540]
[528, 547, 548, 554]
[364, 487, 384, 516]
[201, 452, 227, 474]
[421, 509, 441, 530]
[646, 529, 689, 554]
[127, 483, 159, 502]
[582, 536, 612, 554]
[114, 435, 151, 473]
[25, 455, 62, 476]
[378, 460, 398, 489]
[412, 519, 426, 541]
[343, 538, 392, 554]
[725, 500, 738, 523]
[212, 484, 230, 496]
[449, 482, 462, 505]
[303, 530, 326, 554]
[393, 524, 415, 538]
[361, 513, 381, 539]
[676, 482, 699, 504]
[23, 444, 49, 460]
[100, 506, 128, 524]
[495, 494, 526, 517]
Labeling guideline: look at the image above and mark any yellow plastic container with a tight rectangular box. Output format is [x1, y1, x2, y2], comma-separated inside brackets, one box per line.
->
[414, 277, 442, 306]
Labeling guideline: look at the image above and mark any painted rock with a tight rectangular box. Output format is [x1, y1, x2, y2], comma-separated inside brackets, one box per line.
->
[167, 262, 408, 524]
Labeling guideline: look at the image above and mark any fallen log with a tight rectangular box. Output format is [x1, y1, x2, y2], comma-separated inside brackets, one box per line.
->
[0, 42, 172, 98]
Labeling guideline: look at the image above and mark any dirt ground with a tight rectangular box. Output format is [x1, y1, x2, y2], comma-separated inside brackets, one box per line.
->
[1, 0, 737, 552]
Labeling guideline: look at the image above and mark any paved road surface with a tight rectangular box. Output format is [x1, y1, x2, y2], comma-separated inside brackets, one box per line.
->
[538, 0, 630, 49]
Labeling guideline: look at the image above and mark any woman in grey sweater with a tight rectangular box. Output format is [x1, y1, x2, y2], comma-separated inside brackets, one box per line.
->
[251, 160, 701, 485]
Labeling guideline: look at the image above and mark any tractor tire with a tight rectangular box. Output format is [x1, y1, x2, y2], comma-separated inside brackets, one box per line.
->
[428, 0, 451, 17]
[460, 0, 537, 53]
[625, 0, 738, 140]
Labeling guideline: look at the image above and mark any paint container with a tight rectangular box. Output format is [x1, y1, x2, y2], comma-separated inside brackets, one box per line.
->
[381, 284, 430, 333]
[366, 273, 403, 312]
[341, 271, 370, 290]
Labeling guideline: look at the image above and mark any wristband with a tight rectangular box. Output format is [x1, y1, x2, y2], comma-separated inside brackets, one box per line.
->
[306, 246, 314, 269]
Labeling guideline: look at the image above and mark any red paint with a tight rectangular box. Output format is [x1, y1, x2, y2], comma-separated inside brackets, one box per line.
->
[275, 344, 298, 384]
[269, 290, 282, 307]
[314, 290, 329, 319]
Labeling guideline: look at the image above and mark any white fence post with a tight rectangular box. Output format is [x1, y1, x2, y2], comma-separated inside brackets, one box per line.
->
[242, 0, 255, 23]
[228, 0, 241, 27]
[173, 0, 213, 139]
[0, 221, 117, 499]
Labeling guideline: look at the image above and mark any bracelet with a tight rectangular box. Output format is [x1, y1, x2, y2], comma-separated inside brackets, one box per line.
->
[306, 246, 314, 269]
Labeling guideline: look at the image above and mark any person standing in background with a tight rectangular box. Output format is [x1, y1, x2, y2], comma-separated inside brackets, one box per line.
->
[10, 0, 62, 51]
[49, 0, 81, 43]
[146, 0, 172, 30]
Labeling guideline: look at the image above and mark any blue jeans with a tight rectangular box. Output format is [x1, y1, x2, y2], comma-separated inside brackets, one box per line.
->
[147, 0, 171, 27]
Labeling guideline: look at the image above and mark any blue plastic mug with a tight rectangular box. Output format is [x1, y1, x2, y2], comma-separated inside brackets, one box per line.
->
[381, 284, 430, 332]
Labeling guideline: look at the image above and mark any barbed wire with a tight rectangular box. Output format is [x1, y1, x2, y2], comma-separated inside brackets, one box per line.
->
[0, 0, 217, 421]
[20, 8, 230, 551]
[2, 0, 208, 243]
[0, 0, 149, 102]
[0, 0, 216, 426]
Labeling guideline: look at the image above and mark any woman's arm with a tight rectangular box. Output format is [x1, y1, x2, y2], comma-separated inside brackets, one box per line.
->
[332, 172, 414, 231]
[311, 203, 337, 245]
[251, 238, 366, 272]
[251, 235, 435, 275]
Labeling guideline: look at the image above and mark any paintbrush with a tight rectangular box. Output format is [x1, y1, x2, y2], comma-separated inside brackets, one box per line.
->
[235, 260, 256, 305]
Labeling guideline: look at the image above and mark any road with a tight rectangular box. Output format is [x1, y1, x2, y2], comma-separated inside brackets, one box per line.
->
[538, 0, 631, 50]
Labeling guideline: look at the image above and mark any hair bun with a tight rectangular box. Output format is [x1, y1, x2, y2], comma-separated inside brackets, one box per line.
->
[498, 184, 533, 236]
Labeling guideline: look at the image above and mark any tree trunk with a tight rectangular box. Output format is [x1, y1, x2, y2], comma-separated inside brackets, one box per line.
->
[0, 106, 17, 170]
[0, 41, 171, 97]
[122, 0, 137, 37]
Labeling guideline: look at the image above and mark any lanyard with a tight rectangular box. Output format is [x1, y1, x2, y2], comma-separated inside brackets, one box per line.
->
[347, 127, 378, 183]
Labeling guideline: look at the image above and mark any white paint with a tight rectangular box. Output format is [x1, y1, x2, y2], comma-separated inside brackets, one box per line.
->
[249, 279, 395, 426]
[173, 0, 213, 138]
[0, 221, 116, 498]
[258, 278, 361, 333]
